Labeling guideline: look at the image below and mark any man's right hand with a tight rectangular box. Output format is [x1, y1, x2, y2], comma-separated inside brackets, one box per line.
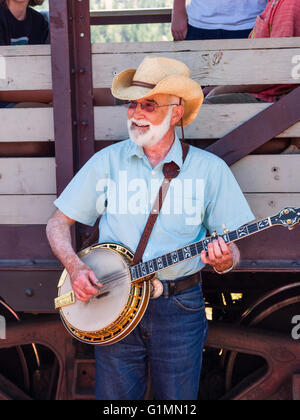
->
[69, 262, 101, 302]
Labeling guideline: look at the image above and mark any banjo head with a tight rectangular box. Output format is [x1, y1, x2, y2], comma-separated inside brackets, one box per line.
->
[59, 245, 132, 333]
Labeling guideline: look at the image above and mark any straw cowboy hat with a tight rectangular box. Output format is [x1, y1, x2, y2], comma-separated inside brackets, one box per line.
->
[111, 56, 203, 126]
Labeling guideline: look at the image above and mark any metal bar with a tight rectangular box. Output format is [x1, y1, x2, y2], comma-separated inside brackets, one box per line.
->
[293, 374, 300, 400]
[49, 0, 95, 250]
[72, 0, 95, 168]
[49, 0, 77, 196]
[90, 8, 172, 26]
[206, 322, 300, 400]
[206, 86, 300, 166]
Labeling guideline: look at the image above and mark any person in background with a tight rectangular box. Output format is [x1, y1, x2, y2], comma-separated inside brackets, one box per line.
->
[205, 0, 300, 154]
[171, 0, 268, 41]
[0, 0, 50, 107]
[205, 0, 300, 104]
[0, 0, 49, 45]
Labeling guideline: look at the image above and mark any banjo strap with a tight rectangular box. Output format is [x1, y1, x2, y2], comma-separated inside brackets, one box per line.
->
[131, 141, 189, 266]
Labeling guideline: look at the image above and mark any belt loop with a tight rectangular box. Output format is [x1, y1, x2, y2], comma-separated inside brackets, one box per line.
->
[163, 281, 169, 298]
[169, 281, 176, 296]
[198, 271, 202, 286]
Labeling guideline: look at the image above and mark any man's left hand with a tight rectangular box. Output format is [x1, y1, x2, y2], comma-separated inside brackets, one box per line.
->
[201, 237, 236, 273]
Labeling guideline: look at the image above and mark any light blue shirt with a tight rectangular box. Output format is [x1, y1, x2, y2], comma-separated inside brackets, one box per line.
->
[54, 135, 254, 280]
[187, 0, 268, 30]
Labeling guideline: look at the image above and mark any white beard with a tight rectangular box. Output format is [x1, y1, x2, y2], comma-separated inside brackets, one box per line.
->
[127, 106, 173, 147]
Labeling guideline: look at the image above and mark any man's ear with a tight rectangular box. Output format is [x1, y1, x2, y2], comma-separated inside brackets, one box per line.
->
[170, 104, 185, 126]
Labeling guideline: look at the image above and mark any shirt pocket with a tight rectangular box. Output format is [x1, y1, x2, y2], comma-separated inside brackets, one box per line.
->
[159, 194, 204, 238]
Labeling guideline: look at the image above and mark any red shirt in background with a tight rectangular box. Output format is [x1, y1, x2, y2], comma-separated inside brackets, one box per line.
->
[249, 0, 300, 102]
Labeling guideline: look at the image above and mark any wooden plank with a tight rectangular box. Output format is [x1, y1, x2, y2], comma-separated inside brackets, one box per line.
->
[245, 193, 300, 220]
[94, 104, 300, 140]
[0, 225, 56, 259]
[0, 45, 50, 57]
[92, 48, 300, 88]
[0, 55, 52, 91]
[231, 155, 300, 193]
[1, 193, 299, 225]
[0, 108, 54, 142]
[0, 38, 297, 57]
[0, 158, 56, 194]
[0, 40, 299, 91]
[92, 37, 300, 53]
[1, 38, 297, 57]
[1, 104, 299, 144]
[0, 195, 56, 224]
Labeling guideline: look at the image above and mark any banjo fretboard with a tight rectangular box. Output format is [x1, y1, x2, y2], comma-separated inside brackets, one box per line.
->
[130, 215, 278, 282]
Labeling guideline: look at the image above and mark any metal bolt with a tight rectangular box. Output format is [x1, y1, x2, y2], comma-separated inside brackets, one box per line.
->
[25, 288, 34, 297]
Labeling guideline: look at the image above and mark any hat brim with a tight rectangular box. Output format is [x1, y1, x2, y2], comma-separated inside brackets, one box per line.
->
[112, 69, 203, 126]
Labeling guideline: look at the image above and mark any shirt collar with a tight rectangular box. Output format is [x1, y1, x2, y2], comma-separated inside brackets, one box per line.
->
[127, 133, 183, 169]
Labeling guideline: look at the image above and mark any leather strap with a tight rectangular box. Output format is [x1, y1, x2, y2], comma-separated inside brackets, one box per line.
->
[131, 142, 189, 266]
[163, 272, 201, 297]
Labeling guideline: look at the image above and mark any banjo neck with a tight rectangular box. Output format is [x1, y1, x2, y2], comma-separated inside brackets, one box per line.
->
[129, 207, 300, 283]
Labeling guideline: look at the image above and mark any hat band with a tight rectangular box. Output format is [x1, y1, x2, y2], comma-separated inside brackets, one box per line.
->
[131, 80, 156, 89]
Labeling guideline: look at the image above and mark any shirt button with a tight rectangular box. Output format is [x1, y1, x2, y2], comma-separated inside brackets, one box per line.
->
[151, 170, 157, 175]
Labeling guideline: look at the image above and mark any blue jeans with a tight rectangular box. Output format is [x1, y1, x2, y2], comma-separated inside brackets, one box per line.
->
[186, 24, 252, 40]
[94, 283, 208, 400]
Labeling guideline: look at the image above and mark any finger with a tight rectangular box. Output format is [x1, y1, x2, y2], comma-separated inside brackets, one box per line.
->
[207, 242, 217, 263]
[89, 270, 102, 289]
[74, 275, 98, 296]
[178, 31, 186, 41]
[201, 250, 210, 265]
[212, 240, 223, 259]
[218, 237, 231, 255]
[83, 278, 99, 296]
[74, 288, 89, 302]
[173, 31, 180, 41]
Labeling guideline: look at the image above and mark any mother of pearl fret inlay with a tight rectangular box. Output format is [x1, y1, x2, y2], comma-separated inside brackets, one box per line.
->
[183, 247, 192, 259]
[258, 219, 270, 229]
[171, 251, 179, 263]
[237, 226, 248, 238]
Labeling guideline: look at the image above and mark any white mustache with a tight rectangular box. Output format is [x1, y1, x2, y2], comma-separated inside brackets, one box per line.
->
[129, 118, 152, 127]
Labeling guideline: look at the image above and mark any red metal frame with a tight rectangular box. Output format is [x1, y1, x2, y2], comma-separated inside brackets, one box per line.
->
[206, 86, 300, 166]
[90, 9, 172, 26]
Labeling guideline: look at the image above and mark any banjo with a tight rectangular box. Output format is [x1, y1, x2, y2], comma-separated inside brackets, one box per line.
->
[55, 206, 300, 345]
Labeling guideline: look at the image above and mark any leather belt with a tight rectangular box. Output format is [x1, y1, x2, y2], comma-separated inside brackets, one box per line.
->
[162, 272, 201, 298]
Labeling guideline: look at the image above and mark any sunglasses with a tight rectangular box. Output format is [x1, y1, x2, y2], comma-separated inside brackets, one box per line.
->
[124, 100, 180, 113]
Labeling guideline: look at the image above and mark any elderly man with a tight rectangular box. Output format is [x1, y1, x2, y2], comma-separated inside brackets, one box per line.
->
[46, 56, 254, 400]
